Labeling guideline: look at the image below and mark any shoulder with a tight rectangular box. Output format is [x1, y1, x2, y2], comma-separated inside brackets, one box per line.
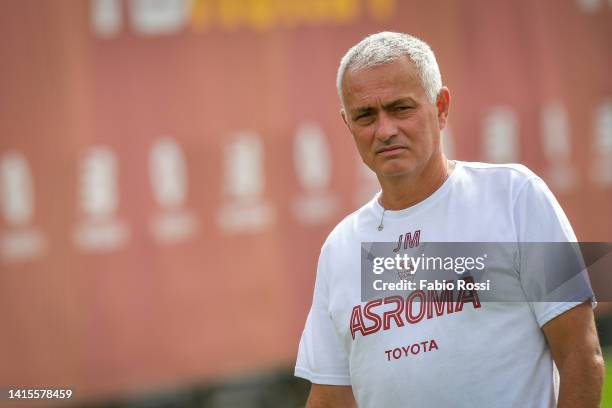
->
[320, 196, 376, 255]
[459, 161, 538, 181]
[458, 163, 575, 240]
[456, 161, 544, 196]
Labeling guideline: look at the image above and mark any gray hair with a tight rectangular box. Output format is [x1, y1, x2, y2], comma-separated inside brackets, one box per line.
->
[336, 32, 443, 105]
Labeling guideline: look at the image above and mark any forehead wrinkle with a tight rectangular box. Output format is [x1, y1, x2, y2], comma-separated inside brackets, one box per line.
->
[342, 60, 425, 113]
[383, 97, 417, 108]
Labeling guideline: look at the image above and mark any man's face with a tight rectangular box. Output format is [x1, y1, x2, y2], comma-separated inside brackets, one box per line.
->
[341, 56, 448, 178]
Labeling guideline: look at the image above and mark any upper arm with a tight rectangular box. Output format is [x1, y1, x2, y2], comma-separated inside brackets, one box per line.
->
[542, 302, 602, 370]
[295, 245, 351, 385]
[306, 384, 356, 408]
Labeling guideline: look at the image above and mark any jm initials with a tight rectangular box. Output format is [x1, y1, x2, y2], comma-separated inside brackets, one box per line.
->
[393, 230, 421, 252]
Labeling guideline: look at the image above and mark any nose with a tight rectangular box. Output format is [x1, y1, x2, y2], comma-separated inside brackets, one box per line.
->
[375, 111, 398, 142]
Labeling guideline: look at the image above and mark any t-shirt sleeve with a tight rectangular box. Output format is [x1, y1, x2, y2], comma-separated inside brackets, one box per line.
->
[513, 176, 595, 328]
[295, 245, 351, 385]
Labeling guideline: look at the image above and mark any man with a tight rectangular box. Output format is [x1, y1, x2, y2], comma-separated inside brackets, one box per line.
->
[295, 32, 604, 407]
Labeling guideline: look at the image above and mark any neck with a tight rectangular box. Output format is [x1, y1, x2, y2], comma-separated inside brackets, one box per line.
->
[378, 154, 452, 210]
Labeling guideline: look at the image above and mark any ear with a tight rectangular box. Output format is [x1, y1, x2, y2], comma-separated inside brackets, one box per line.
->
[341, 108, 350, 129]
[436, 87, 451, 130]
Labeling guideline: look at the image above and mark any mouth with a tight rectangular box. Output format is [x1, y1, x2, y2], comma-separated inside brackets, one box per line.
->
[376, 145, 408, 156]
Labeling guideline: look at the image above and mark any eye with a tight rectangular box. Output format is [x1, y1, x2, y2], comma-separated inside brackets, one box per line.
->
[354, 113, 375, 124]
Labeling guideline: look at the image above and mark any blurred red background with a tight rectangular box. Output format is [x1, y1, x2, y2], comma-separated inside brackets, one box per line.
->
[0, 0, 610, 403]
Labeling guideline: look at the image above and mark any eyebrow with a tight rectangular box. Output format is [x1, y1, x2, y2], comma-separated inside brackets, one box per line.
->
[350, 97, 417, 116]
[351, 107, 375, 117]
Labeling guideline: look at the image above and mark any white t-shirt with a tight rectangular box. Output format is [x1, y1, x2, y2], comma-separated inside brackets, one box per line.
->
[295, 161, 594, 408]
